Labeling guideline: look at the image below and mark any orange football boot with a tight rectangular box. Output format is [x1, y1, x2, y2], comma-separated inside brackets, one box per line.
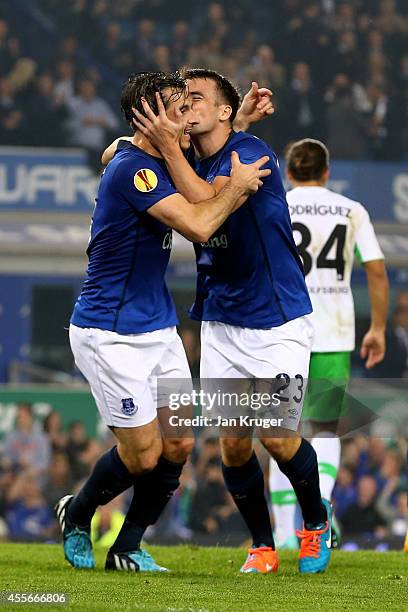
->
[240, 546, 279, 574]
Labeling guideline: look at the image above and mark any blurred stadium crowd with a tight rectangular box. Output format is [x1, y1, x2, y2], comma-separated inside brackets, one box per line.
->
[0, 0, 407, 166]
[0, 400, 406, 547]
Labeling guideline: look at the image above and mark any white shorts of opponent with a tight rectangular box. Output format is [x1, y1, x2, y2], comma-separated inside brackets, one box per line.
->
[69, 324, 192, 429]
[200, 315, 314, 431]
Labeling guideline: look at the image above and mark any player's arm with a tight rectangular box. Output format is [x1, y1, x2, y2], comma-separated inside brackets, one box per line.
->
[147, 151, 270, 242]
[151, 139, 218, 202]
[360, 259, 389, 369]
[354, 204, 389, 368]
[101, 136, 133, 165]
[233, 81, 275, 132]
[156, 145, 231, 203]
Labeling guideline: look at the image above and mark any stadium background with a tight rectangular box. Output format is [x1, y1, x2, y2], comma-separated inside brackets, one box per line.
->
[0, 0, 406, 550]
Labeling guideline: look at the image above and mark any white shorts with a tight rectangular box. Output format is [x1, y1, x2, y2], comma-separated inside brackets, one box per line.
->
[200, 316, 314, 431]
[69, 324, 192, 428]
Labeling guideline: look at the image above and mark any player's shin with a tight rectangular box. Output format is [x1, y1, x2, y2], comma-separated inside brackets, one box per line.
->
[222, 450, 275, 549]
[68, 446, 134, 528]
[276, 438, 326, 528]
[269, 459, 298, 548]
[311, 433, 341, 501]
[110, 454, 184, 553]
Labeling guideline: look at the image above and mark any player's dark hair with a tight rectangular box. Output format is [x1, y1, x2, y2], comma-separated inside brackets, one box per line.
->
[286, 139, 329, 182]
[121, 71, 187, 131]
[183, 68, 241, 122]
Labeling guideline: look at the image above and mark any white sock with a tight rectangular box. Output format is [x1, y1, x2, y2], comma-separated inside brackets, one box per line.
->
[269, 458, 297, 544]
[311, 433, 341, 501]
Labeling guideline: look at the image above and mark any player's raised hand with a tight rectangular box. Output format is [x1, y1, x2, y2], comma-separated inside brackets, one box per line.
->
[360, 328, 386, 369]
[131, 92, 184, 152]
[234, 82, 275, 131]
[229, 151, 271, 195]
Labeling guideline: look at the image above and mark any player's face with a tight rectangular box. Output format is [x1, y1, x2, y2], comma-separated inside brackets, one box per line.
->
[187, 78, 226, 136]
[162, 87, 199, 150]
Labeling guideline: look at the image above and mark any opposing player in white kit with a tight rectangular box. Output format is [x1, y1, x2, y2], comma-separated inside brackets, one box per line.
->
[270, 138, 389, 548]
[55, 71, 270, 572]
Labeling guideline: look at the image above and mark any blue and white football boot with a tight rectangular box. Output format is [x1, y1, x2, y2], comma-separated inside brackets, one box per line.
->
[55, 495, 95, 569]
[105, 549, 168, 572]
[296, 498, 333, 574]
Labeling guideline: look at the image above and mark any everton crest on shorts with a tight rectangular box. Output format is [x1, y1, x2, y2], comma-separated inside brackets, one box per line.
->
[121, 398, 137, 416]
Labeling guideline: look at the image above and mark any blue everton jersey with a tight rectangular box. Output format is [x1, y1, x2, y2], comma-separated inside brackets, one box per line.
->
[190, 131, 312, 328]
[71, 142, 178, 334]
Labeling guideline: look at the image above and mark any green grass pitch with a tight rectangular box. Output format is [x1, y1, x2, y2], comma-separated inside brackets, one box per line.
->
[0, 543, 406, 611]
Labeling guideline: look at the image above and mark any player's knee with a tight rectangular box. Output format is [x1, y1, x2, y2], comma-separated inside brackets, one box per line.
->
[119, 439, 162, 475]
[261, 436, 301, 463]
[124, 448, 160, 475]
[137, 450, 160, 474]
[163, 437, 194, 463]
[220, 438, 253, 466]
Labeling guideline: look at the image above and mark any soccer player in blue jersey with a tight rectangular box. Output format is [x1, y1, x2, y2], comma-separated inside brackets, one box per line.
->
[55, 71, 271, 573]
[131, 69, 332, 575]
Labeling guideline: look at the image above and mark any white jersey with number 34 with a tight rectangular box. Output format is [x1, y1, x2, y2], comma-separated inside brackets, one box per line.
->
[287, 186, 384, 352]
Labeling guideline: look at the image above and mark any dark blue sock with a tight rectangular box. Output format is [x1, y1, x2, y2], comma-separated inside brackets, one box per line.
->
[222, 452, 274, 549]
[68, 446, 133, 528]
[277, 438, 326, 528]
[111, 455, 184, 553]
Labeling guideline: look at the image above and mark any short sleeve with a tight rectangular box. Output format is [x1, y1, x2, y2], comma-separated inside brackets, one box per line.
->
[113, 160, 177, 213]
[353, 203, 384, 263]
[215, 137, 275, 178]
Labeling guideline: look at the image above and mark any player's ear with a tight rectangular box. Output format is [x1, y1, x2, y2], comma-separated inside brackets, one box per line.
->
[219, 104, 233, 123]
[323, 168, 330, 183]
